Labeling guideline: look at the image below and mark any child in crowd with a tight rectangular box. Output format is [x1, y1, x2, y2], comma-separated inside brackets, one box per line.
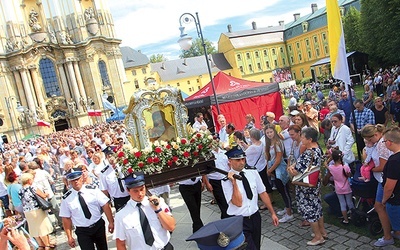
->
[359, 139, 375, 182]
[327, 149, 354, 224]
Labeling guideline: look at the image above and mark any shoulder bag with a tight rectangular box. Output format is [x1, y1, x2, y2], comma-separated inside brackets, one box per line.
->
[29, 187, 52, 210]
[292, 150, 320, 187]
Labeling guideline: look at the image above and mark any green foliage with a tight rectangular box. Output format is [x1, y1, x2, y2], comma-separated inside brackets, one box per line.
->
[179, 38, 217, 59]
[300, 77, 312, 84]
[150, 54, 167, 63]
[360, 0, 400, 66]
[343, 7, 363, 52]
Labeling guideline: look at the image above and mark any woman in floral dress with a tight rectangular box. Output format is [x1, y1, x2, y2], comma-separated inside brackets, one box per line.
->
[288, 127, 327, 246]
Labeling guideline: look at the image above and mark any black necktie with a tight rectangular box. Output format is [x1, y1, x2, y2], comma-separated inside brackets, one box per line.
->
[115, 169, 125, 192]
[239, 172, 253, 200]
[78, 191, 92, 219]
[137, 203, 154, 246]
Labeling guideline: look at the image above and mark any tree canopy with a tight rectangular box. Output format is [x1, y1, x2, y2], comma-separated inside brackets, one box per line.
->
[179, 38, 217, 59]
[343, 6, 362, 53]
[150, 54, 167, 63]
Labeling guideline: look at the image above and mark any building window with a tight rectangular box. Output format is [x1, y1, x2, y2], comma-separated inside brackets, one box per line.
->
[298, 54, 302, 61]
[316, 48, 320, 57]
[272, 48, 276, 55]
[134, 80, 139, 88]
[237, 54, 241, 60]
[280, 47, 283, 53]
[198, 86, 200, 90]
[132, 70, 136, 76]
[314, 36, 318, 44]
[257, 63, 262, 70]
[266, 61, 270, 68]
[177, 82, 180, 86]
[302, 22, 309, 32]
[324, 46, 328, 54]
[263, 50, 268, 56]
[98, 60, 111, 87]
[282, 58, 286, 66]
[261, 79, 264, 82]
[248, 64, 253, 72]
[187, 80, 190, 85]
[308, 51, 312, 59]
[142, 68, 147, 74]
[239, 66, 244, 73]
[322, 33, 326, 41]
[188, 87, 192, 92]
[39, 58, 61, 97]
[274, 60, 277, 67]
[246, 52, 250, 59]
[305, 39, 309, 46]
[290, 56, 294, 64]
[288, 45, 292, 52]
[296, 42, 300, 49]
[301, 69, 305, 78]
[293, 72, 297, 79]
[196, 79, 200, 83]
[255, 51, 259, 57]
[340, 6, 345, 16]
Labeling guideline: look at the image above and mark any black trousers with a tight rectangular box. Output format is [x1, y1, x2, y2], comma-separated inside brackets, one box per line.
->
[75, 218, 107, 250]
[355, 131, 365, 159]
[113, 196, 130, 212]
[242, 211, 262, 250]
[258, 168, 272, 193]
[179, 181, 204, 233]
[209, 179, 230, 219]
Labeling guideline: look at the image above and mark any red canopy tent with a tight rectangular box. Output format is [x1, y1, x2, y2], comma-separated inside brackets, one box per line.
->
[185, 72, 283, 132]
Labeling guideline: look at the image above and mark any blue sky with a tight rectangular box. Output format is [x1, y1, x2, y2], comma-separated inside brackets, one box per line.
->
[108, 0, 326, 59]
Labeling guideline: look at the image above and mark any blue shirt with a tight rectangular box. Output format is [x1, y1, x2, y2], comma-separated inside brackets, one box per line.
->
[338, 98, 355, 126]
[349, 108, 375, 128]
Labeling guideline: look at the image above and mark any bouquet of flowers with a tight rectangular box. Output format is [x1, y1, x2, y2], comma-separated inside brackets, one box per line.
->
[117, 132, 218, 175]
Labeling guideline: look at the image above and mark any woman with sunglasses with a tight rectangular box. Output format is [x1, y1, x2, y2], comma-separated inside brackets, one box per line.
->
[327, 114, 355, 165]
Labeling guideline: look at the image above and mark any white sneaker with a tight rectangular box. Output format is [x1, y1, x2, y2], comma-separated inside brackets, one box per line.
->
[277, 209, 286, 216]
[279, 214, 294, 223]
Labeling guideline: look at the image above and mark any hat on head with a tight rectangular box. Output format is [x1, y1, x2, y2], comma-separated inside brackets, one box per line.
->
[123, 171, 145, 188]
[186, 216, 245, 249]
[266, 111, 275, 119]
[290, 110, 300, 116]
[66, 167, 83, 181]
[225, 146, 246, 159]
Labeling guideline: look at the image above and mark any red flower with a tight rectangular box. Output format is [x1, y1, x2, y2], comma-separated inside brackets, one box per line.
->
[147, 157, 153, 164]
[117, 151, 125, 158]
[197, 144, 203, 150]
[123, 159, 129, 165]
[183, 151, 190, 157]
[167, 160, 173, 166]
[193, 151, 199, 156]
[127, 168, 133, 174]
[166, 144, 171, 149]
[196, 133, 202, 138]
[153, 157, 160, 163]
[138, 162, 144, 168]
[134, 151, 142, 158]
[190, 138, 195, 143]
[172, 156, 179, 162]
[181, 138, 187, 144]
[155, 147, 162, 154]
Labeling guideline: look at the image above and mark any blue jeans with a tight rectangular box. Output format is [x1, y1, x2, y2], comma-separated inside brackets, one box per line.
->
[376, 183, 384, 203]
[386, 203, 400, 231]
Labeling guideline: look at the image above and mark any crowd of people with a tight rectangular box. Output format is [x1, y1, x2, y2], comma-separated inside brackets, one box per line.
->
[0, 66, 400, 249]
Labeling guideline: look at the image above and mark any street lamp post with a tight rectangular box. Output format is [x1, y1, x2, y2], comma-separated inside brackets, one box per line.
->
[4, 96, 23, 143]
[178, 12, 220, 114]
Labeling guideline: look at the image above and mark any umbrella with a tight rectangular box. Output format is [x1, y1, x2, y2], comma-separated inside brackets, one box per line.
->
[22, 133, 41, 140]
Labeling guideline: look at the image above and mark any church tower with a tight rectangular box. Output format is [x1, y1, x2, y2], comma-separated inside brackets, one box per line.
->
[0, 0, 127, 140]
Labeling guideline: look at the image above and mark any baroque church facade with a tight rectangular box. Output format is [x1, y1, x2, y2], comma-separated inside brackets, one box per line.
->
[0, 0, 127, 141]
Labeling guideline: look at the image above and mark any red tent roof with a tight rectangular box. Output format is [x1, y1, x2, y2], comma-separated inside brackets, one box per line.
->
[185, 72, 273, 101]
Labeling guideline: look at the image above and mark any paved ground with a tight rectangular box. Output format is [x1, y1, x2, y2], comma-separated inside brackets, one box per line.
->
[52, 185, 399, 249]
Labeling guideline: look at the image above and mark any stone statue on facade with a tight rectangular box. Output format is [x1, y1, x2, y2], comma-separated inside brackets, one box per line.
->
[29, 8, 41, 32]
[84, 7, 95, 21]
[48, 25, 58, 44]
[5, 40, 14, 52]
[60, 31, 73, 45]
[67, 99, 78, 116]
[80, 96, 88, 112]
[36, 105, 45, 120]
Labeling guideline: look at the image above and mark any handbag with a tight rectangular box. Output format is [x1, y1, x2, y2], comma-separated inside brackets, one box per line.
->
[292, 150, 320, 187]
[29, 187, 52, 210]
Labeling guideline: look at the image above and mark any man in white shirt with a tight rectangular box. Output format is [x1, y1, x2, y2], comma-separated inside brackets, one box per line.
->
[217, 114, 228, 146]
[192, 113, 208, 132]
[278, 115, 293, 159]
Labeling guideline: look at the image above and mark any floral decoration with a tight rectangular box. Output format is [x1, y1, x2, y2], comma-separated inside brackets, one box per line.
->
[117, 132, 218, 175]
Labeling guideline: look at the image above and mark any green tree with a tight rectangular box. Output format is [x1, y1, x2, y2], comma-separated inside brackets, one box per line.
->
[179, 38, 217, 58]
[343, 7, 362, 52]
[150, 54, 167, 63]
[360, 0, 400, 66]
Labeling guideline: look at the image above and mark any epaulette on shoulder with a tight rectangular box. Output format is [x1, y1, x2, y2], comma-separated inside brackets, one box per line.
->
[85, 184, 96, 189]
[62, 190, 72, 199]
[244, 165, 257, 170]
[101, 165, 110, 173]
[116, 203, 127, 213]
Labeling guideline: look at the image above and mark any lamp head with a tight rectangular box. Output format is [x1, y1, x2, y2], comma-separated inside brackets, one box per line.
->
[178, 26, 193, 50]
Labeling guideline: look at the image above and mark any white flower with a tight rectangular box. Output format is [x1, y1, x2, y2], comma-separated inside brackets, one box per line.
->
[153, 140, 160, 147]
[160, 140, 168, 146]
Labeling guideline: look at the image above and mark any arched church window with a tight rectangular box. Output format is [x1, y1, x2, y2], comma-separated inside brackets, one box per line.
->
[39, 58, 61, 97]
[98, 60, 111, 87]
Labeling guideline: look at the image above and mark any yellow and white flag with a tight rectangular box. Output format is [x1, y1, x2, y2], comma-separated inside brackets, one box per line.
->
[326, 0, 350, 85]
